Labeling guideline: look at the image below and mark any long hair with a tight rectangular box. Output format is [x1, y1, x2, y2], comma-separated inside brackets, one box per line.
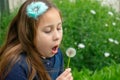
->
[0, 0, 60, 80]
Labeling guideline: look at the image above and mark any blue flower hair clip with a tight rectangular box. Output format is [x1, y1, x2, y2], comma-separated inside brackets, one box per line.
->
[26, 2, 48, 19]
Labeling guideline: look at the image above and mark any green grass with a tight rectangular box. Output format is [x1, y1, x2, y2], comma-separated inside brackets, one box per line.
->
[73, 63, 120, 80]
[1, 0, 120, 73]
[0, 12, 17, 45]
[53, 0, 120, 71]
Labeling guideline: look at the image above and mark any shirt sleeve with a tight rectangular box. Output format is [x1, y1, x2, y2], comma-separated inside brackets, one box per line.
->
[5, 57, 29, 80]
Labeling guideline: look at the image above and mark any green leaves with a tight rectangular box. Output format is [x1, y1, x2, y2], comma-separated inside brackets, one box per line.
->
[73, 64, 120, 80]
[53, 0, 120, 71]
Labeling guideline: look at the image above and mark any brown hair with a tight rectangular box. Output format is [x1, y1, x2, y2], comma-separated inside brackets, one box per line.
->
[0, 0, 60, 80]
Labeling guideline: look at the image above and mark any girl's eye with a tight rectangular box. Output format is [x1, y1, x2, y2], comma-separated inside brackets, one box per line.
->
[44, 28, 51, 33]
[57, 25, 62, 31]
[44, 31, 51, 33]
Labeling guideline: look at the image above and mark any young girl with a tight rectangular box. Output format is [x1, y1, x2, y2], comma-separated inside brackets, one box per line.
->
[0, 0, 73, 80]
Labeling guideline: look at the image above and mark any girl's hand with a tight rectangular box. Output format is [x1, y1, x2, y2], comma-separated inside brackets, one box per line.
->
[56, 68, 73, 80]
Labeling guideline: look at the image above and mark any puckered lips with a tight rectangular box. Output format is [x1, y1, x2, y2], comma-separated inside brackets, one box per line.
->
[52, 45, 59, 54]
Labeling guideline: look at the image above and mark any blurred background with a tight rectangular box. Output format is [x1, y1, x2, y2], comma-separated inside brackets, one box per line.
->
[0, 0, 120, 80]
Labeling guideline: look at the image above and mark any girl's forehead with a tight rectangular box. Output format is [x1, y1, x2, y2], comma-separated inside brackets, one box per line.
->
[38, 8, 62, 26]
[42, 8, 60, 19]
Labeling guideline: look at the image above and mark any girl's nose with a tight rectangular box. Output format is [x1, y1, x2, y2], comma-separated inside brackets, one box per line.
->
[53, 30, 60, 41]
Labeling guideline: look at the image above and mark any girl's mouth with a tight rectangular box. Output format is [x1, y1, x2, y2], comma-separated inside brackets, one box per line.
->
[52, 45, 58, 54]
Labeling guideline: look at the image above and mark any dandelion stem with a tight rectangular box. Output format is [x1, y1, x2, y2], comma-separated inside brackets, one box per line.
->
[67, 57, 71, 68]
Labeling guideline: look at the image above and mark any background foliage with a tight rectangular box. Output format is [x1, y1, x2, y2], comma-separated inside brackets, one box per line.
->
[53, 0, 120, 71]
[0, 12, 16, 45]
[73, 63, 120, 80]
[1, 0, 120, 79]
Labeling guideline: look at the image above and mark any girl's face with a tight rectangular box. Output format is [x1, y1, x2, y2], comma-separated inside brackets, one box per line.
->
[34, 8, 63, 58]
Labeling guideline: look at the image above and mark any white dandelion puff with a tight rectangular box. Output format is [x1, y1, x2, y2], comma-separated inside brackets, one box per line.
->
[104, 52, 110, 57]
[114, 40, 119, 45]
[66, 47, 76, 68]
[78, 43, 85, 49]
[112, 22, 116, 26]
[108, 38, 114, 42]
[90, 10, 96, 15]
[66, 47, 76, 57]
[108, 11, 113, 16]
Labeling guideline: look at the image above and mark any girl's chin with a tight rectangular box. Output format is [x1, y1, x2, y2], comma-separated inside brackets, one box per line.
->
[48, 51, 57, 57]
[41, 54, 54, 59]
[41, 49, 58, 58]
[52, 50, 58, 54]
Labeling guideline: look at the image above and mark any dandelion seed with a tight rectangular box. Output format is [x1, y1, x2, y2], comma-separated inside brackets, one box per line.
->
[90, 10, 96, 15]
[114, 40, 119, 45]
[78, 43, 85, 48]
[108, 11, 113, 16]
[104, 52, 110, 57]
[112, 22, 116, 26]
[108, 38, 114, 42]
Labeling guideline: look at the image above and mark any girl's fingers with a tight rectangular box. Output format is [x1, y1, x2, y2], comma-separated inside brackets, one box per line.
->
[65, 72, 73, 80]
[60, 68, 71, 77]
[56, 68, 73, 80]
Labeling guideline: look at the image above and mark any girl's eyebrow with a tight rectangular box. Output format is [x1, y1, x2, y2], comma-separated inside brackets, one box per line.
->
[44, 22, 62, 28]
[57, 22, 62, 27]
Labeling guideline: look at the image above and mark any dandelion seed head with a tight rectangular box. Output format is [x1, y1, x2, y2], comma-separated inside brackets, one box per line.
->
[104, 52, 110, 57]
[66, 47, 76, 57]
[114, 40, 119, 45]
[108, 38, 114, 42]
[90, 10, 96, 15]
[108, 11, 113, 16]
[112, 22, 116, 26]
[78, 43, 85, 48]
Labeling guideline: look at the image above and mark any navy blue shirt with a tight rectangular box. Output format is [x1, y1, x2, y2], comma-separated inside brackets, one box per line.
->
[5, 49, 64, 80]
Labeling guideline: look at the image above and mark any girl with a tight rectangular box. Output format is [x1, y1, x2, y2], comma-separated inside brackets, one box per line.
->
[0, 0, 73, 80]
